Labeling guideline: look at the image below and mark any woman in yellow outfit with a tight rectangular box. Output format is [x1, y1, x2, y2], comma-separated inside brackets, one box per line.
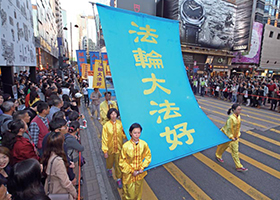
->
[119, 123, 152, 200]
[215, 103, 248, 172]
[102, 108, 126, 188]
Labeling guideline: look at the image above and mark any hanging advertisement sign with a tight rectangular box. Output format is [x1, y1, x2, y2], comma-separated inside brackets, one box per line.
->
[117, 0, 156, 16]
[164, 0, 254, 51]
[232, 22, 263, 64]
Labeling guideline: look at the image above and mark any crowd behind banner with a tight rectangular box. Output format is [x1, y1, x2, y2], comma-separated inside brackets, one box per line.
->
[0, 67, 86, 200]
[189, 74, 280, 111]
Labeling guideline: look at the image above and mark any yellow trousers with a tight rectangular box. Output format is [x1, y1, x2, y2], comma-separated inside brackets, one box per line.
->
[122, 179, 143, 200]
[215, 139, 243, 168]
[106, 153, 122, 179]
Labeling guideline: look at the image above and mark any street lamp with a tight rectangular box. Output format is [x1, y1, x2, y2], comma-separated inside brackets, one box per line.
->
[63, 23, 79, 65]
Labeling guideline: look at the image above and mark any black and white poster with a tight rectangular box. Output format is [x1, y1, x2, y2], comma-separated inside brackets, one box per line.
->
[164, 0, 253, 51]
[0, 0, 36, 66]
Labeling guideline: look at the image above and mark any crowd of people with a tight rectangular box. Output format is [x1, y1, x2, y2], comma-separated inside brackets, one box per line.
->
[0, 68, 86, 200]
[0, 68, 153, 200]
[190, 74, 280, 111]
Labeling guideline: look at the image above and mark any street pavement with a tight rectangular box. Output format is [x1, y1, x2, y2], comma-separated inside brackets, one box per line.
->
[80, 95, 280, 200]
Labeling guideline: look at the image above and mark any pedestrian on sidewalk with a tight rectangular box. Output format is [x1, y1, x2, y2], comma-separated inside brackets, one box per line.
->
[215, 103, 248, 172]
[42, 132, 77, 200]
[102, 108, 126, 189]
[82, 84, 89, 107]
[65, 121, 84, 186]
[119, 123, 152, 200]
[90, 88, 102, 120]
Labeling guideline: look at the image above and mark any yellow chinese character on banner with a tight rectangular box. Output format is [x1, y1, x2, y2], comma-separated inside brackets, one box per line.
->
[129, 22, 158, 43]
[132, 48, 164, 69]
[160, 122, 195, 151]
[149, 100, 181, 124]
[142, 73, 171, 95]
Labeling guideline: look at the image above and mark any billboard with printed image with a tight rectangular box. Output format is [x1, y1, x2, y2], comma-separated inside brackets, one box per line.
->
[0, 0, 36, 66]
[164, 0, 254, 51]
[232, 22, 263, 64]
[117, 0, 156, 16]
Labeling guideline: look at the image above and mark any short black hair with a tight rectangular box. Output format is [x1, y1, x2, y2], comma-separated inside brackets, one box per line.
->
[37, 102, 49, 113]
[49, 118, 67, 131]
[69, 121, 80, 133]
[129, 123, 142, 135]
[31, 100, 44, 108]
[62, 101, 71, 110]
[62, 94, 70, 102]
[68, 110, 79, 121]
[107, 108, 119, 119]
[104, 91, 111, 96]
[52, 111, 65, 121]
[13, 110, 28, 120]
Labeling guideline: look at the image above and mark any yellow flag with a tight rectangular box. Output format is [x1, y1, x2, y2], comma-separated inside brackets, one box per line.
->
[103, 61, 111, 76]
[81, 63, 90, 79]
[92, 60, 105, 88]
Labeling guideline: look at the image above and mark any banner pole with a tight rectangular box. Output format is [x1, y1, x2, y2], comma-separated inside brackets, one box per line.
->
[91, 2, 108, 92]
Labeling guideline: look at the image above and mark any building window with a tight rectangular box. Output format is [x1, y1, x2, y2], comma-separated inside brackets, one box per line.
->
[269, 31, 274, 37]
[277, 33, 280, 39]
[255, 13, 264, 23]
[257, 1, 265, 9]
[264, 5, 269, 13]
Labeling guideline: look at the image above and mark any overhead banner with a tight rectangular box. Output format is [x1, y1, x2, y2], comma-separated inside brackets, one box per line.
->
[92, 60, 105, 88]
[0, 0, 36, 66]
[163, 0, 254, 51]
[232, 22, 263, 64]
[81, 63, 90, 79]
[89, 51, 100, 70]
[96, 4, 230, 170]
[76, 50, 87, 75]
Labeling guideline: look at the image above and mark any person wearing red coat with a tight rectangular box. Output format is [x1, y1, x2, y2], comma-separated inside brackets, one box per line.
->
[12, 135, 39, 164]
[1, 119, 39, 165]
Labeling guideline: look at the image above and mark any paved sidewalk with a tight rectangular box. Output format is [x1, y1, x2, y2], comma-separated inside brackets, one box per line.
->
[80, 103, 120, 200]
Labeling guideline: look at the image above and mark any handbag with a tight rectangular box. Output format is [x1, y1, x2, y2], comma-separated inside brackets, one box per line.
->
[47, 156, 70, 200]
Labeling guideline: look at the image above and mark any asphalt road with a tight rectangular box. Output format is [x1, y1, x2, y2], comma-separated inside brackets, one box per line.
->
[89, 96, 280, 200]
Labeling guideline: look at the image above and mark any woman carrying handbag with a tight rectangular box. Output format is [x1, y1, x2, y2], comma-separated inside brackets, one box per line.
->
[42, 132, 77, 200]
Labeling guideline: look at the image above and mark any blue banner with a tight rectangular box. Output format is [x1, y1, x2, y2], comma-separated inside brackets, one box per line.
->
[76, 50, 87, 75]
[96, 4, 230, 170]
[101, 52, 109, 65]
[89, 51, 100, 71]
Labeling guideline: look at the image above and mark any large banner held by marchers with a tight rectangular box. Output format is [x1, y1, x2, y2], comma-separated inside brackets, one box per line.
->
[96, 4, 230, 170]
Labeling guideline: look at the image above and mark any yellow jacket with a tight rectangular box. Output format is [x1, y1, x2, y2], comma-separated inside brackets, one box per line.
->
[221, 114, 241, 139]
[100, 100, 118, 125]
[119, 139, 152, 184]
[102, 120, 126, 155]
